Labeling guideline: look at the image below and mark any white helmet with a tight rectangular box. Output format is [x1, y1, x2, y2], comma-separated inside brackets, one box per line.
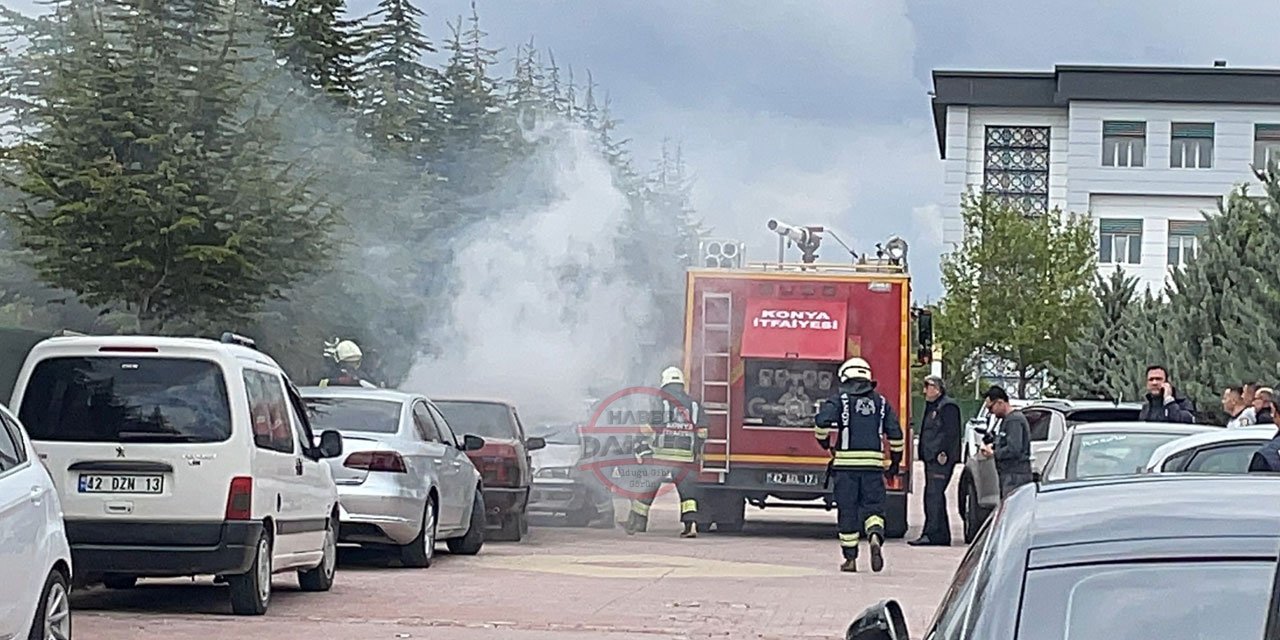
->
[838, 357, 872, 382]
[660, 366, 685, 387]
[335, 340, 363, 365]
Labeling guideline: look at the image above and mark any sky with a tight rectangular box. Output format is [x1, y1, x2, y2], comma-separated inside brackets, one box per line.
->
[9, 0, 1280, 299]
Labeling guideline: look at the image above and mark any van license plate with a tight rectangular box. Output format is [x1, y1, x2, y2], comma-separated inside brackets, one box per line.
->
[765, 472, 820, 486]
[78, 474, 164, 494]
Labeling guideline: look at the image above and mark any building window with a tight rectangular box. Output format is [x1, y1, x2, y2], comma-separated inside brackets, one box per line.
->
[1167, 220, 1208, 268]
[1099, 219, 1142, 265]
[983, 126, 1050, 215]
[1254, 124, 1280, 169]
[1102, 121, 1146, 167]
[1170, 122, 1214, 169]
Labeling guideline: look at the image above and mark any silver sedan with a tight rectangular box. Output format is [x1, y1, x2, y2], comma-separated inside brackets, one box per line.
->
[300, 387, 487, 568]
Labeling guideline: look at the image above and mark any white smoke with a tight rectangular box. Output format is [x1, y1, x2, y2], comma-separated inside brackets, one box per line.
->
[405, 120, 653, 423]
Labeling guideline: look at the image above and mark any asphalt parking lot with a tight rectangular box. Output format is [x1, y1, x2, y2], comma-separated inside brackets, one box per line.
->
[76, 464, 965, 640]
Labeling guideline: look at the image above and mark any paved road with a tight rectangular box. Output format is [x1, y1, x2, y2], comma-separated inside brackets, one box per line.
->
[75, 464, 967, 640]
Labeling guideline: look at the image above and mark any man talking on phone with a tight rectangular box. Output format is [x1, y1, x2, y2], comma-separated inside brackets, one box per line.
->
[1138, 365, 1195, 423]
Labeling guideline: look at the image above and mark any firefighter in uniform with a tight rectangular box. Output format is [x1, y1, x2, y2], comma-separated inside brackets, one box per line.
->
[318, 339, 378, 388]
[622, 366, 709, 538]
[814, 357, 904, 573]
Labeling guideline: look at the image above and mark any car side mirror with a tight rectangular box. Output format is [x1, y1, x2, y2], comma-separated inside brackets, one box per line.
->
[526, 436, 547, 451]
[1032, 470, 1042, 483]
[318, 430, 343, 459]
[846, 600, 909, 640]
[462, 434, 486, 451]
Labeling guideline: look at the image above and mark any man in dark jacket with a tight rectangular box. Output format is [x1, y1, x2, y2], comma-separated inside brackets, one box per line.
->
[1249, 395, 1280, 472]
[1138, 365, 1195, 423]
[980, 386, 1033, 499]
[910, 375, 961, 547]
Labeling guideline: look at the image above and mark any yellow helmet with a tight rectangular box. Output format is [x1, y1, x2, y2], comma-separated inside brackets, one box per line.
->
[660, 366, 685, 387]
[838, 357, 872, 382]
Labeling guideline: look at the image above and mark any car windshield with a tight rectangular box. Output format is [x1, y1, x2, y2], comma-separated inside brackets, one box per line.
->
[1016, 561, 1271, 640]
[1065, 408, 1141, 425]
[434, 401, 517, 439]
[304, 397, 402, 434]
[528, 423, 581, 445]
[18, 356, 232, 443]
[1070, 431, 1192, 479]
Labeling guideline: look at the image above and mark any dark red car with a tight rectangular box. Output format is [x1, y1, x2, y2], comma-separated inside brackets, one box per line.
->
[433, 398, 544, 542]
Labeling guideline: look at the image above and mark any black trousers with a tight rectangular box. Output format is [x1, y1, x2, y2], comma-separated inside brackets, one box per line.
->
[998, 470, 1034, 499]
[629, 461, 701, 527]
[922, 462, 955, 543]
[833, 469, 886, 560]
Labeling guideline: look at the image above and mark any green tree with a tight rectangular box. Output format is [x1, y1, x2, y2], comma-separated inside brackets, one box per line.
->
[1054, 268, 1142, 400]
[937, 195, 1097, 397]
[1162, 183, 1280, 414]
[355, 0, 437, 159]
[1, 0, 335, 333]
[264, 0, 363, 106]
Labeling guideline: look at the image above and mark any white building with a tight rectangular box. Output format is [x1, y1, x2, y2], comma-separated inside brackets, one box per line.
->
[930, 64, 1280, 292]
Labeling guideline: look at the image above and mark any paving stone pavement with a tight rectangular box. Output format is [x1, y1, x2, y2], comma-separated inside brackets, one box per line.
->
[75, 463, 968, 639]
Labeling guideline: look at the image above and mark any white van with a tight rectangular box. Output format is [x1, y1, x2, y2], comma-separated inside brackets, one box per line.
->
[9, 333, 345, 615]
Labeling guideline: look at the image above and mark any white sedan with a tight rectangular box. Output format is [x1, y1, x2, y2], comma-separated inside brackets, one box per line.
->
[0, 403, 72, 640]
[1144, 426, 1277, 474]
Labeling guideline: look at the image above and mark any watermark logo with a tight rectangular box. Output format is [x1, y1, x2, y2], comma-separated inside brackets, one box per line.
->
[579, 386, 698, 501]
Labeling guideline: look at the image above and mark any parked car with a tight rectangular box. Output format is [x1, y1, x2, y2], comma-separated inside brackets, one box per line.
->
[432, 398, 544, 542]
[845, 474, 1280, 640]
[0, 402, 72, 640]
[1037, 422, 1215, 483]
[527, 422, 615, 527]
[957, 398, 1142, 543]
[10, 333, 345, 615]
[300, 387, 488, 567]
[1145, 425, 1277, 474]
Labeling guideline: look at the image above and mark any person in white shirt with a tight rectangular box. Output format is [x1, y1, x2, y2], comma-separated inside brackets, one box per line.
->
[1223, 385, 1256, 428]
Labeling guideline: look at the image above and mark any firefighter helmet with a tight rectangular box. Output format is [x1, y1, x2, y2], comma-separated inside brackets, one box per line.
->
[838, 357, 872, 382]
[334, 340, 363, 365]
[660, 366, 685, 387]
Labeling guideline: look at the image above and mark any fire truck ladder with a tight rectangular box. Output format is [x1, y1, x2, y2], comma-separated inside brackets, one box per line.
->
[700, 292, 732, 475]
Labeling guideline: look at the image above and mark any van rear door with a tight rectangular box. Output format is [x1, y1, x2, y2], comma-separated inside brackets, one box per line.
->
[15, 353, 236, 540]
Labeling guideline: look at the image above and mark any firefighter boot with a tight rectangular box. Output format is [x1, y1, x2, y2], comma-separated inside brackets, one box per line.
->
[869, 534, 885, 573]
[840, 558, 858, 573]
[621, 511, 649, 535]
[680, 521, 697, 538]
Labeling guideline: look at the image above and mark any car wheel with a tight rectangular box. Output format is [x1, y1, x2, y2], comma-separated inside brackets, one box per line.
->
[400, 496, 437, 568]
[962, 482, 988, 544]
[491, 512, 524, 542]
[565, 504, 594, 528]
[228, 530, 272, 615]
[447, 488, 486, 555]
[297, 515, 337, 591]
[101, 574, 137, 590]
[30, 568, 71, 640]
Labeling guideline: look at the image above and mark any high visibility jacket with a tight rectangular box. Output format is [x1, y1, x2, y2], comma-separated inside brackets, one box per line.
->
[646, 386, 709, 463]
[318, 371, 377, 389]
[814, 387, 904, 469]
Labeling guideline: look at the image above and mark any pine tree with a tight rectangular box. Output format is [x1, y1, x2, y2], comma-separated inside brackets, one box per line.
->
[1054, 268, 1141, 400]
[264, 0, 363, 106]
[354, 0, 436, 160]
[1162, 182, 1280, 413]
[2, 0, 335, 332]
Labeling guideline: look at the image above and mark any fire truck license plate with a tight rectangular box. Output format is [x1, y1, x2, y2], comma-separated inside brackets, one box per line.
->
[766, 472, 820, 486]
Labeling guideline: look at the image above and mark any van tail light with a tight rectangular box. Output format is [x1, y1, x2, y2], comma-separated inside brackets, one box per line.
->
[344, 451, 407, 473]
[225, 476, 253, 521]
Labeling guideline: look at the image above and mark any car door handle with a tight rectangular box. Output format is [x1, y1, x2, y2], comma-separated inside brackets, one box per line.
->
[452, 461, 462, 468]
[29, 486, 42, 505]
[295, 459, 304, 475]
[433, 458, 444, 465]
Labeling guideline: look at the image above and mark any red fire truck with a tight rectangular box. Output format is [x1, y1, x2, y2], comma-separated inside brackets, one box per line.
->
[685, 222, 928, 537]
